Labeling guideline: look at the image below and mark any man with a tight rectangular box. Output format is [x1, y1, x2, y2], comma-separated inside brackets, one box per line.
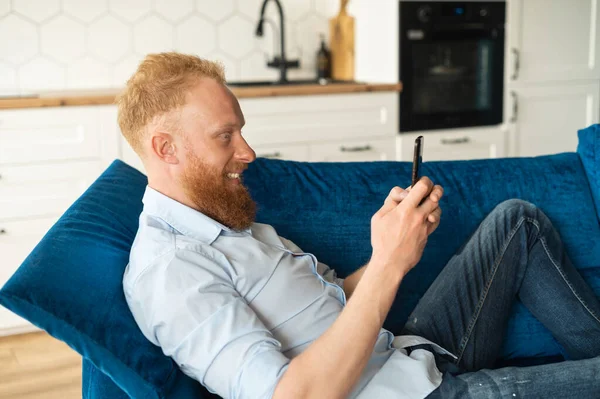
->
[121, 52, 600, 399]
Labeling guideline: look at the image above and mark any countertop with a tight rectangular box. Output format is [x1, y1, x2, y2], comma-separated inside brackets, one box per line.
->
[0, 82, 402, 110]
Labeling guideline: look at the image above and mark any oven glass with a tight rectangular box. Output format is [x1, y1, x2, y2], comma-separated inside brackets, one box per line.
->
[411, 39, 494, 115]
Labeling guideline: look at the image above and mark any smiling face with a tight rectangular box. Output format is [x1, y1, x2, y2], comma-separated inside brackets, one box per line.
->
[177, 78, 257, 230]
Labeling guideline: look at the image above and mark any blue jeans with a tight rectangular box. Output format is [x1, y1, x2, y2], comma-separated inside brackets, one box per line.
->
[402, 199, 600, 398]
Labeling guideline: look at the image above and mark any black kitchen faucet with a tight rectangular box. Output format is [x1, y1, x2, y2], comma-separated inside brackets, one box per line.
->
[255, 0, 300, 83]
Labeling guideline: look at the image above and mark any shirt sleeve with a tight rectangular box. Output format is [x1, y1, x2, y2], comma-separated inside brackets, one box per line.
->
[127, 248, 290, 399]
[278, 236, 345, 289]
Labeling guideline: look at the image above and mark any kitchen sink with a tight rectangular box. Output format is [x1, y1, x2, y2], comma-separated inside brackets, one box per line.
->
[227, 79, 359, 87]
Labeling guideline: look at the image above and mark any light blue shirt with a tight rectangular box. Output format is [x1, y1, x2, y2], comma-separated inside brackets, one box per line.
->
[123, 187, 456, 399]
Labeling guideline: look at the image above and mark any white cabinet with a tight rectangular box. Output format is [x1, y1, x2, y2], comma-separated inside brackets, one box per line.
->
[507, 82, 600, 157]
[0, 105, 122, 336]
[396, 128, 506, 162]
[239, 92, 398, 146]
[253, 144, 310, 162]
[310, 137, 395, 162]
[505, 0, 600, 157]
[240, 92, 399, 162]
[507, 0, 600, 84]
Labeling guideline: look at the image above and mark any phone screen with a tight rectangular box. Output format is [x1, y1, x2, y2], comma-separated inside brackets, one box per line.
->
[412, 136, 424, 187]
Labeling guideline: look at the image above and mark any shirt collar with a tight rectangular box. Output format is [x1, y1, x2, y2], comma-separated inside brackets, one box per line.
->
[141, 186, 252, 245]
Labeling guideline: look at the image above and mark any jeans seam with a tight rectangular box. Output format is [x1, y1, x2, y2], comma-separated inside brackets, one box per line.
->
[535, 221, 600, 325]
[456, 216, 527, 365]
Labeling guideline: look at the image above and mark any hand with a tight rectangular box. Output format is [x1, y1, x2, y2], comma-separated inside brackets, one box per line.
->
[370, 177, 444, 277]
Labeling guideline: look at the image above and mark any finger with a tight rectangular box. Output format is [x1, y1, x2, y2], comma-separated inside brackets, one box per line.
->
[380, 186, 405, 214]
[429, 185, 444, 203]
[428, 207, 442, 223]
[419, 192, 442, 216]
[402, 176, 434, 209]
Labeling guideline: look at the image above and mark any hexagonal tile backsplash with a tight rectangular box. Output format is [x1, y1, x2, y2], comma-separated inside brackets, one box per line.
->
[0, 0, 341, 94]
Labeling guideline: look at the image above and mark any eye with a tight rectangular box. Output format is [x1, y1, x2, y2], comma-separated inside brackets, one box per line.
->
[220, 132, 232, 141]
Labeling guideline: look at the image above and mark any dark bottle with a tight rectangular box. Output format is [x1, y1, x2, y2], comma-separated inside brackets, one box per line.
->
[316, 33, 331, 81]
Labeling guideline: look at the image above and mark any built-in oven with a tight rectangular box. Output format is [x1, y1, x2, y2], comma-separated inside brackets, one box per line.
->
[399, 1, 506, 132]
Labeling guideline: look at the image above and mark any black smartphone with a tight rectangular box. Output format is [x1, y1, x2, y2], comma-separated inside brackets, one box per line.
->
[412, 136, 424, 188]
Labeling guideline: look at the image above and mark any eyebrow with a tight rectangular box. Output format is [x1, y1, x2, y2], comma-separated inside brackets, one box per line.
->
[211, 122, 245, 136]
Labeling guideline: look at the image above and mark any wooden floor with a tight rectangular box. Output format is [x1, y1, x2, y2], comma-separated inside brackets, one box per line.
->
[0, 331, 81, 399]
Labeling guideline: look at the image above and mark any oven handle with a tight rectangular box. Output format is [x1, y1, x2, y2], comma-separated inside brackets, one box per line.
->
[510, 91, 518, 123]
[511, 48, 520, 81]
[441, 137, 471, 145]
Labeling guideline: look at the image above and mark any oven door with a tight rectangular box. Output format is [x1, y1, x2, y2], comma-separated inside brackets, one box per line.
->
[400, 27, 505, 132]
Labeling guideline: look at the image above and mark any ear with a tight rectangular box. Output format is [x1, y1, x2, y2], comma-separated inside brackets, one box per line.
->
[150, 132, 180, 164]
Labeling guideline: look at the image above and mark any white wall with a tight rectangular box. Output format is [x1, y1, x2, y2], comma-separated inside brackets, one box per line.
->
[0, 0, 347, 95]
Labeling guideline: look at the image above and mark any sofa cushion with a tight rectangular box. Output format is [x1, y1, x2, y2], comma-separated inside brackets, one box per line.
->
[1, 146, 600, 398]
[0, 161, 214, 398]
[577, 124, 600, 221]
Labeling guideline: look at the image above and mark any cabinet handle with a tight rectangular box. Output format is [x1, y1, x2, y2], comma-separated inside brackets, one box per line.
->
[441, 137, 470, 145]
[511, 48, 520, 80]
[510, 91, 518, 123]
[258, 151, 282, 159]
[0, 228, 6, 235]
[339, 145, 372, 152]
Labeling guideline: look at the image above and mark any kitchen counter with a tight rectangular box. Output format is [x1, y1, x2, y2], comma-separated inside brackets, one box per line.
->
[0, 82, 402, 110]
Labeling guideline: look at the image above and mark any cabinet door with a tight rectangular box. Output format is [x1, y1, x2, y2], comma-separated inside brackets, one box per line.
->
[0, 106, 119, 168]
[507, 0, 600, 83]
[252, 144, 310, 162]
[508, 82, 600, 157]
[397, 128, 506, 161]
[309, 138, 395, 162]
[0, 218, 57, 336]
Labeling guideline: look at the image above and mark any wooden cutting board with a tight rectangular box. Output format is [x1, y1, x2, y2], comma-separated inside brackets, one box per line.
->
[329, 0, 355, 81]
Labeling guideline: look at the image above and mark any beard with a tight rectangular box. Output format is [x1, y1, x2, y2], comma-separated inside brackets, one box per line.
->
[179, 152, 257, 231]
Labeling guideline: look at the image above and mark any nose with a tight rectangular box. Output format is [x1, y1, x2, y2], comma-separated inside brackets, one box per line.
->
[236, 135, 256, 164]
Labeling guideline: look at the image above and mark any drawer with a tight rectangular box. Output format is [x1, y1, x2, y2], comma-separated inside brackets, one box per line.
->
[0, 161, 102, 220]
[0, 217, 57, 335]
[396, 128, 506, 161]
[251, 143, 310, 162]
[0, 106, 115, 165]
[309, 137, 396, 162]
[239, 92, 398, 146]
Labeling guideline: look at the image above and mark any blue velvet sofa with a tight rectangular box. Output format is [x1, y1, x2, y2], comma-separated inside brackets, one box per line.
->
[1, 125, 599, 398]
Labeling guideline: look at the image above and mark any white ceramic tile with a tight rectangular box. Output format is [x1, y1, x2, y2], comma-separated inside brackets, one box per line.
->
[89, 15, 131, 63]
[0, 62, 18, 92]
[40, 15, 86, 63]
[295, 14, 328, 75]
[13, 0, 60, 22]
[155, 0, 194, 22]
[284, 0, 312, 22]
[196, 0, 234, 22]
[134, 15, 174, 55]
[0, 0, 10, 17]
[66, 57, 112, 89]
[108, 0, 152, 22]
[0, 14, 39, 65]
[314, 0, 339, 18]
[237, 0, 262, 20]
[175, 15, 216, 56]
[207, 52, 239, 80]
[19, 56, 65, 90]
[113, 54, 145, 86]
[239, 52, 278, 81]
[63, 0, 108, 23]
[218, 15, 255, 59]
